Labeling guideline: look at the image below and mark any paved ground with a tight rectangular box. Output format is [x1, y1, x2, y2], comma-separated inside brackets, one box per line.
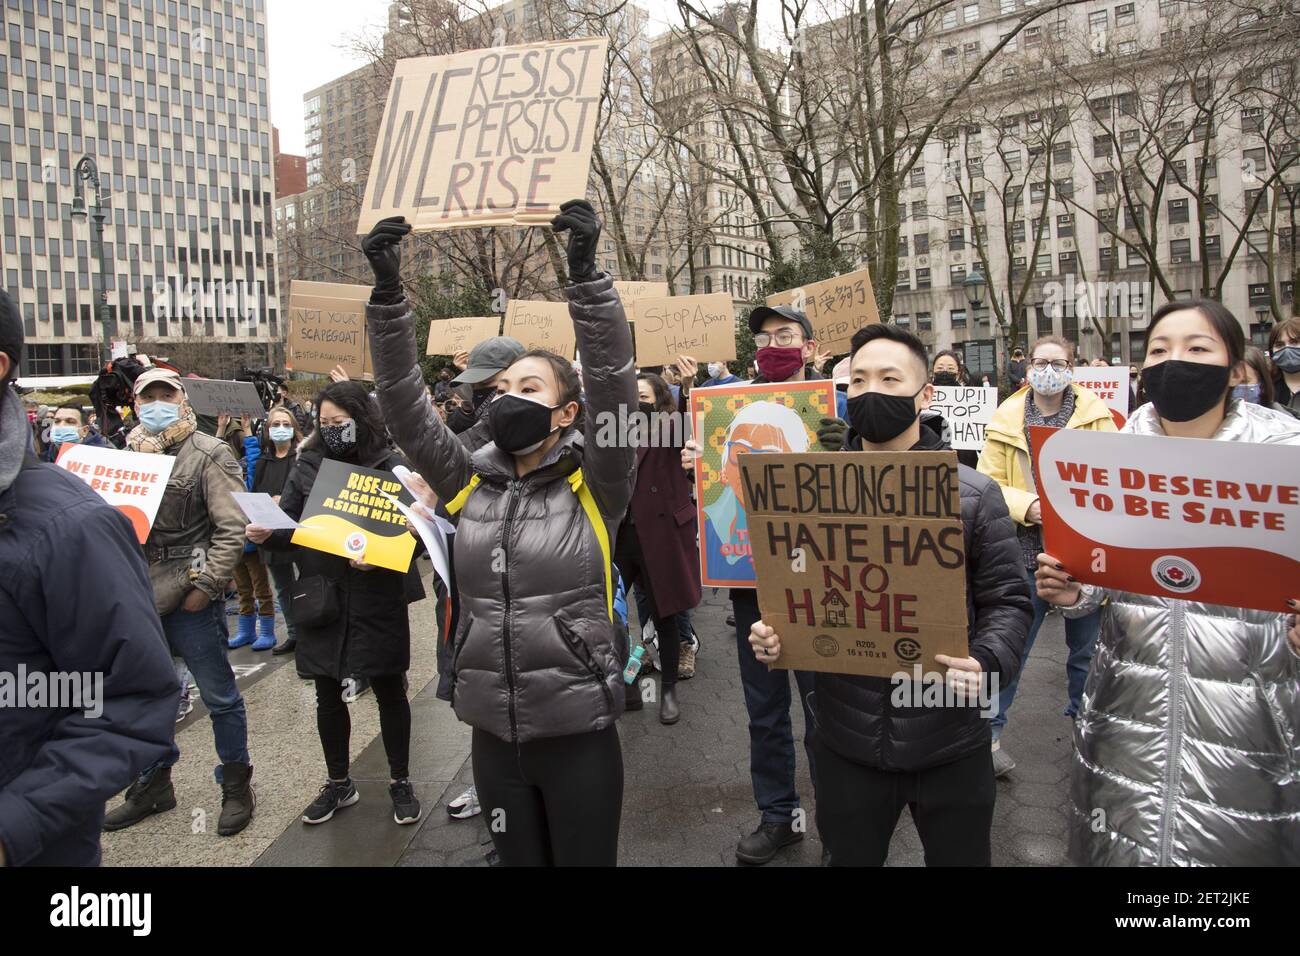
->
[103, 566, 1074, 867]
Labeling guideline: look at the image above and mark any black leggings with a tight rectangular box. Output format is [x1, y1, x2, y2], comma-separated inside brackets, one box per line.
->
[614, 523, 680, 688]
[314, 675, 411, 781]
[471, 725, 623, 866]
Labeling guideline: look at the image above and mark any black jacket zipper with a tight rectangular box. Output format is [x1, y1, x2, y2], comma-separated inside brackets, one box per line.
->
[558, 620, 616, 711]
[500, 479, 524, 741]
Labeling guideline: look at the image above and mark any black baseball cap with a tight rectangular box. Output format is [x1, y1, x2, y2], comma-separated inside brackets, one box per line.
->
[747, 304, 815, 341]
[452, 336, 527, 386]
[0, 289, 21, 382]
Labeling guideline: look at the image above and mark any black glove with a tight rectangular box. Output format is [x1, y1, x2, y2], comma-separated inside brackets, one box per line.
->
[816, 416, 848, 452]
[361, 216, 411, 305]
[551, 199, 601, 284]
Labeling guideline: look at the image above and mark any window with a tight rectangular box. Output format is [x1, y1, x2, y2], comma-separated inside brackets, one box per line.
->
[910, 168, 926, 188]
[1203, 235, 1221, 260]
[838, 180, 852, 200]
[1055, 178, 1074, 199]
[1089, 11, 1108, 33]
[972, 191, 986, 212]
[1025, 26, 1041, 44]
[1094, 134, 1113, 158]
[1170, 238, 1192, 260]
[951, 264, 968, 284]
[1116, 3, 1135, 26]
[943, 7, 958, 29]
[917, 269, 932, 290]
[917, 312, 933, 331]
[1241, 107, 1263, 133]
[1035, 253, 1052, 276]
[897, 271, 911, 290]
[951, 308, 968, 328]
[899, 235, 910, 256]
[1059, 250, 1077, 269]
[1100, 245, 1116, 268]
[895, 314, 911, 328]
[1053, 143, 1073, 165]
[913, 200, 928, 220]
[947, 194, 964, 216]
[1195, 157, 1218, 179]
[1058, 213, 1074, 237]
[949, 229, 966, 251]
[1202, 194, 1219, 219]
[915, 233, 931, 254]
[1117, 40, 1136, 55]
[964, 3, 980, 22]
[1011, 220, 1026, 242]
[1001, 0, 1016, 12]
[1096, 172, 1117, 194]
[1160, 0, 1179, 15]
[1004, 151, 1023, 172]
[1168, 198, 1189, 224]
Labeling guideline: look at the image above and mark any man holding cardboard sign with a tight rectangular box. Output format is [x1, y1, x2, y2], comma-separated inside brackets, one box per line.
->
[747, 323, 1031, 866]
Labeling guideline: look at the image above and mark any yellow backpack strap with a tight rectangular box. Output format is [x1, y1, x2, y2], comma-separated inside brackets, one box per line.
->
[568, 468, 613, 623]
[444, 474, 481, 516]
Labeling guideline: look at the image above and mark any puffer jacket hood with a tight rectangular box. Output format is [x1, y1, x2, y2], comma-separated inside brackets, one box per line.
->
[817, 424, 1034, 772]
[366, 273, 637, 743]
[1065, 396, 1300, 865]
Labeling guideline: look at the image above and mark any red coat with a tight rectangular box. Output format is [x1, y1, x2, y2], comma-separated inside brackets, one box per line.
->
[625, 438, 702, 618]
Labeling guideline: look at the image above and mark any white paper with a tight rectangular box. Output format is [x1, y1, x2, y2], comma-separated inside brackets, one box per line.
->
[231, 492, 304, 530]
[392, 465, 456, 534]
[380, 491, 453, 590]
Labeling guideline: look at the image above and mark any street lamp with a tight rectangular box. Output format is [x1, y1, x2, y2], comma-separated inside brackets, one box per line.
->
[963, 268, 987, 310]
[70, 155, 113, 364]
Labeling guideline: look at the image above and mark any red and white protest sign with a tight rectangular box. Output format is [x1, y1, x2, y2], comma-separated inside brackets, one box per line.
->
[1071, 366, 1130, 427]
[57, 444, 175, 544]
[1030, 426, 1300, 612]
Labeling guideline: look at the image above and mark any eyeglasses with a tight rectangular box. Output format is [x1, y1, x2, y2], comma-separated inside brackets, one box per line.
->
[725, 441, 779, 456]
[1029, 359, 1071, 372]
[753, 330, 803, 348]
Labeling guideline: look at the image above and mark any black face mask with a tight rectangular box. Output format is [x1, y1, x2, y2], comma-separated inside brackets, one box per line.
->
[487, 393, 560, 454]
[932, 371, 959, 387]
[1140, 360, 1231, 422]
[445, 402, 477, 434]
[638, 401, 657, 417]
[320, 422, 357, 458]
[846, 385, 925, 445]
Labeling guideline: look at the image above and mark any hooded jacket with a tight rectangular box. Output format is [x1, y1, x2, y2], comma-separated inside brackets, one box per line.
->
[1062, 399, 1300, 866]
[366, 274, 638, 743]
[811, 413, 1033, 772]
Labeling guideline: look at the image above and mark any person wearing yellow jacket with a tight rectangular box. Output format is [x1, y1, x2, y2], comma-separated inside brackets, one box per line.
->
[977, 335, 1116, 776]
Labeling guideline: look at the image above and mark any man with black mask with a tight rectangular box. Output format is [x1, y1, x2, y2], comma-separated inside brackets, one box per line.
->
[445, 337, 526, 448]
[748, 322, 1032, 866]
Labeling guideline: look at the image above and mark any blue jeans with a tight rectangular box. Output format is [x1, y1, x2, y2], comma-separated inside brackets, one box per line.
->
[732, 588, 817, 824]
[267, 562, 299, 644]
[992, 591, 1100, 736]
[148, 601, 249, 780]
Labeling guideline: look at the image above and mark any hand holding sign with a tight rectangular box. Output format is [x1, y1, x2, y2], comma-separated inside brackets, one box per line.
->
[551, 199, 600, 283]
[1034, 552, 1081, 606]
[749, 620, 781, 664]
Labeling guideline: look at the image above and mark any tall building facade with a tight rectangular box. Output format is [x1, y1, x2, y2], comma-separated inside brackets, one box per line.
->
[0, 0, 280, 378]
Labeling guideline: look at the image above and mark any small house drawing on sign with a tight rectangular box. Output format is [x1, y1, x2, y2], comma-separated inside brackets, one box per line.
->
[821, 589, 849, 627]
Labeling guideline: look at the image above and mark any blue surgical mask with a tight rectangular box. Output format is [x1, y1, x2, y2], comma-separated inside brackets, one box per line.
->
[49, 425, 81, 444]
[269, 425, 294, 443]
[139, 400, 181, 433]
[1232, 383, 1262, 405]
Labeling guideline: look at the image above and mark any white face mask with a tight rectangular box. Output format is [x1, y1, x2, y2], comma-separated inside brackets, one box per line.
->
[708, 363, 725, 379]
[1027, 363, 1073, 396]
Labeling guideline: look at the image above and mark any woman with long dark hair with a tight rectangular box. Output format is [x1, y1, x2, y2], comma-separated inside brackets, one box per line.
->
[246, 381, 426, 827]
[253, 405, 303, 655]
[1036, 299, 1300, 865]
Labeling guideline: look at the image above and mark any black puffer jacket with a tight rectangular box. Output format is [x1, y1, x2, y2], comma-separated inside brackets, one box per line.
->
[366, 273, 637, 743]
[813, 418, 1032, 772]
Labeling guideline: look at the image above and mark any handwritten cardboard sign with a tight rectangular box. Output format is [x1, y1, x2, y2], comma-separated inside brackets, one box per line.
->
[56, 443, 176, 544]
[630, 293, 737, 366]
[358, 37, 609, 233]
[426, 316, 503, 356]
[613, 280, 669, 304]
[739, 451, 969, 678]
[287, 280, 373, 379]
[184, 378, 267, 419]
[764, 268, 880, 353]
[1031, 426, 1300, 612]
[1071, 366, 1131, 426]
[691, 380, 838, 588]
[291, 459, 418, 573]
[928, 386, 999, 451]
[502, 299, 576, 357]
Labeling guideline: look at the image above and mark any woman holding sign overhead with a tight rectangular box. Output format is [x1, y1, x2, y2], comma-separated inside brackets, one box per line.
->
[1036, 299, 1300, 866]
[977, 335, 1116, 777]
[246, 380, 427, 829]
[360, 201, 637, 866]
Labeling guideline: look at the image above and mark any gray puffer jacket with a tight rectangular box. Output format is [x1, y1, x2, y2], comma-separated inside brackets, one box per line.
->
[1065, 399, 1300, 866]
[367, 274, 637, 743]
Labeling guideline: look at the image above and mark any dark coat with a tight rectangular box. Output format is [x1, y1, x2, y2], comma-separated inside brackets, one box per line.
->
[622, 394, 700, 618]
[812, 421, 1033, 773]
[0, 459, 177, 866]
[265, 445, 425, 681]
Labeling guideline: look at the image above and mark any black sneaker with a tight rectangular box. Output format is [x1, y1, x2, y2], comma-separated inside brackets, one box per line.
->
[736, 819, 803, 865]
[302, 778, 359, 825]
[390, 779, 421, 825]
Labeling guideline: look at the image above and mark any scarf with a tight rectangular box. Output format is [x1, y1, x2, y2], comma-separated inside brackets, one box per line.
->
[127, 404, 198, 454]
[0, 386, 29, 494]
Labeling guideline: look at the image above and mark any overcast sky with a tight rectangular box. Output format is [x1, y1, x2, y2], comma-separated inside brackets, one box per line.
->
[267, 0, 691, 155]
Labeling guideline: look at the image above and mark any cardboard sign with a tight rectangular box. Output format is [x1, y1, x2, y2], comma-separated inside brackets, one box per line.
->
[1071, 366, 1131, 426]
[928, 386, 999, 451]
[425, 316, 503, 356]
[287, 280, 373, 379]
[764, 268, 880, 353]
[691, 381, 838, 588]
[291, 459, 418, 573]
[56, 444, 176, 544]
[613, 280, 669, 304]
[502, 299, 576, 356]
[288, 281, 371, 309]
[184, 378, 267, 419]
[739, 451, 969, 678]
[630, 293, 737, 366]
[357, 37, 609, 233]
[1031, 426, 1300, 612]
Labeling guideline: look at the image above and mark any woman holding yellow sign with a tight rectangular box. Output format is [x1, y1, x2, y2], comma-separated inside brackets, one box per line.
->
[1036, 299, 1300, 867]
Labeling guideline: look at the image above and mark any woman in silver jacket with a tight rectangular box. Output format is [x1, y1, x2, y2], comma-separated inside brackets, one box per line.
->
[359, 202, 638, 866]
[1037, 299, 1300, 866]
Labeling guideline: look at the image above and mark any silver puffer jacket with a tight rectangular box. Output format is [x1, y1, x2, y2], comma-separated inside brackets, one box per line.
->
[1065, 399, 1300, 866]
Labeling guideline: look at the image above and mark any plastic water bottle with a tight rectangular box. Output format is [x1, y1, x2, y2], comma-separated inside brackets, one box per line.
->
[623, 645, 646, 685]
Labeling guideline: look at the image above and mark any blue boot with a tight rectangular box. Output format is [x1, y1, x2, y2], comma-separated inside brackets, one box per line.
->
[251, 613, 277, 651]
[228, 614, 257, 649]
